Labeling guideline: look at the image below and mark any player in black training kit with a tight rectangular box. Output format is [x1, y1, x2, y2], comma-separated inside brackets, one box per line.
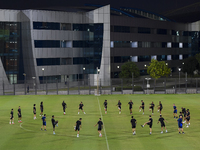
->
[186, 109, 190, 128]
[62, 101, 67, 115]
[75, 118, 82, 137]
[51, 115, 58, 134]
[157, 115, 168, 133]
[40, 101, 43, 116]
[127, 100, 133, 114]
[149, 102, 155, 115]
[181, 107, 186, 123]
[157, 101, 163, 115]
[18, 106, 22, 123]
[139, 100, 145, 114]
[116, 100, 122, 114]
[78, 102, 86, 114]
[141, 115, 153, 135]
[9, 109, 14, 124]
[104, 100, 107, 114]
[33, 104, 36, 120]
[130, 116, 137, 135]
[94, 118, 103, 137]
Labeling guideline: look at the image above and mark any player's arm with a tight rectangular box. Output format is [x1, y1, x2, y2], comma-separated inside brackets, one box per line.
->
[75, 123, 77, 126]
[146, 120, 150, 124]
[80, 125, 82, 129]
[164, 119, 168, 123]
[157, 121, 160, 124]
[94, 123, 98, 127]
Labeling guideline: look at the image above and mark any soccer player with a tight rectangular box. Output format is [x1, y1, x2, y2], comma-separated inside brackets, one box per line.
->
[75, 118, 82, 137]
[78, 102, 86, 114]
[186, 109, 190, 128]
[177, 115, 184, 134]
[141, 115, 153, 135]
[149, 101, 155, 115]
[40, 101, 43, 116]
[130, 116, 137, 135]
[104, 100, 107, 114]
[94, 118, 103, 137]
[51, 115, 58, 134]
[116, 100, 122, 114]
[18, 106, 22, 123]
[127, 100, 133, 114]
[62, 101, 67, 115]
[33, 104, 36, 120]
[181, 107, 186, 123]
[157, 101, 163, 115]
[179, 112, 183, 118]
[41, 114, 46, 131]
[173, 104, 178, 118]
[139, 100, 145, 114]
[157, 115, 168, 133]
[9, 109, 14, 124]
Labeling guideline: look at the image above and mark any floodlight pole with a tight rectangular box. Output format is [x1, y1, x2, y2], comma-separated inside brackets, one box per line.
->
[145, 78, 151, 94]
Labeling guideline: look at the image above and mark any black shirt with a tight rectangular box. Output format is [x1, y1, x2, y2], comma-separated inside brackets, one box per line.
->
[150, 103, 155, 108]
[62, 102, 66, 108]
[98, 121, 103, 128]
[11, 111, 13, 117]
[118, 102, 121, 107]
[149, 118, 153, 124]
[33, 106, 36, 112]
[79, 104, 84, 108]
[182, 108, 186, 114]
[18, 108, 21, 115]
[186, 112, 190, 117]
[76, 120, 81, 127]
[142, 102, 144, 106]
[51, 118, 55, 125]
[104, 102, 107, 107]
[40, 104, 43, 110]
[158, 117, 164, 124]
[128, 102, 133, 107]
[160, 103, 163, 108]
[131, 119, 136, 125]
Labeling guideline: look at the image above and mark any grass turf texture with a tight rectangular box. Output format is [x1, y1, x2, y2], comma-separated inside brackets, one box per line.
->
[0, 94, 200, 150]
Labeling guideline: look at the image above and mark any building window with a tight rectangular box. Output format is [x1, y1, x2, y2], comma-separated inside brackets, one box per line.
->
[131, 56, 138, 62]
[172, 43, 179, 48]
[113, 26, 130, 33]
[157, 55, 167, 61]
[36, 58, 60, 66]
[61, 23, 71, 30]
[151, 55, 157, 60]
[167, 55, 171, 60]
[179, 55, 183, 60]
[61, 58, 72, 65]
[33, 22, 60, 30]
[138, 27, 151, 34]
[157, 29, 167, 35]
[167, 42, 171, 48]
[34, 40, 60, 48]
[61, 41, 72, 48]
[138, 55, 151, 62]
[179, 43, 183, 48]
[172, 55, 179, 60]
[131, 41, 138, 48]
[111, 41, 114, 48]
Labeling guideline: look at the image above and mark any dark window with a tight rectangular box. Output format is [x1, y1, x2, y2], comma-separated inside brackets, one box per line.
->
[33, 22, 60, 30]
[157, 29, 167, 35]
[121, 56, 130, 63]
[61, 23, 71, 30]
[138, 27, 151, 34]
[172, 55, 179, 60]
[113, 26, 130, 33]
[113, 41, 130, 48]
[172, 43, 179, 48]
[34, 40, 60, 48]
[61, 58, 72, 65]
[114, 57, 121, 63]
[36, 58, 60, 66]
[183, 54, 189, 59]
[162, 42, 167, 48]
[172, 30, 176, 35]
[73, 24, 94, 32]
[39, 75, 61, 84]
[138, 55, 151, 62]
[183, 43, 189, 48]
[157, 55, 167, 61]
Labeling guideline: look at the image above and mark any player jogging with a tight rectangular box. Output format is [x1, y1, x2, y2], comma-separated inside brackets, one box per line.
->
[62, 101, 67, 115]
[130, 116, 137, 135]
[141, 115, 153, 135]
[127, 100, 133, 114]
[41, 114, 46, 131]
[104, 100, 107, 114]
[157, 115, 168, 133]
[149, 102, 155, 115]
[75, 118, 82, 137]
[177, 115, 184, 134]
[186, 109, 190, 128]
[40, 102, 43, 116]
[33, 104, 36, 120]
[9, 109, 14, 124]
[181, 107, 186, 123]
[78, 102, 86, 114]
[173, 104, 178, 118]
[139, 100, 145, 114]
[116, 100, 122, 114]
[94, 118, 103, 137]
[51, 115, 58, 134]
[18, 106, 22, 123]
[157, 101, 163, 115]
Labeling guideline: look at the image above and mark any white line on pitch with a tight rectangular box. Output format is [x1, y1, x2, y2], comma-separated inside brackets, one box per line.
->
[97, 97, 110, 150]
[20, 123, 33, 131]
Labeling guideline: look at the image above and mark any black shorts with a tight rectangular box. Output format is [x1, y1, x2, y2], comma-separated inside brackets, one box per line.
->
[75, 126, 80, 131]
[132, 125, 136, 128]
[63, 107, 66, 111]
[184, 113, 186, 117]
[10, 116, 13, 119]
[41, 109, 43, 113]
[18, 114, 22, 118]
[186, 117, 190, 121]
[118, 106, 121, 109]
[79, 107, 83, 110]
[53, 124, 55, 128]
[150, 107, 154, 110]
[33, 111, 36, 114]
[160, 107, 163, 111]
[104, 106, 107, 109]
[141, 106, 144, 109]
[129, 107, 132, 110]
[98, 127, 102, 131]
[147, 123, 152, 128]
[161, 123, 165, 127]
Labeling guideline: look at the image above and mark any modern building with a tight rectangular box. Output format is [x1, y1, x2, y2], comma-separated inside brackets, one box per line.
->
[0, 4, 199, 86]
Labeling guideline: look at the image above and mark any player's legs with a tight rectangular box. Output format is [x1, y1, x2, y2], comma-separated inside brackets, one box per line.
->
[130, 108, 132, 114]
[105, 107, 107, 114]
[149, 107, 151, 111]
[132, 128, 136, 135]
[118, 107, 121, 114]
[53, 127, 55, 134]
[82, 109, 86, 114]
[44, 125, 46, 130]
[158, 106, 160, 112]
[41, 125, 43, 130]
[98, 130, 102, 137]
[150, 128, 152, 134]
[164, 126, 167, 132]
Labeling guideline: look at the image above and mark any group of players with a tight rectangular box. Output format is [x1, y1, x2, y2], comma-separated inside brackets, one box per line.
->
[9, 99, 190, 137]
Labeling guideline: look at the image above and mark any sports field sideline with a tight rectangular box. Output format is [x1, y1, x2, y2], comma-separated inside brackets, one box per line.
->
[0, 94, 200, 150]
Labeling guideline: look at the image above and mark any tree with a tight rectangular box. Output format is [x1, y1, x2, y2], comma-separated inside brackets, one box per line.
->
[119, 61, 140, 78]
[182, 56, 199, 76]
[195, 53, 200, 66]
[147, 59, 171, 79]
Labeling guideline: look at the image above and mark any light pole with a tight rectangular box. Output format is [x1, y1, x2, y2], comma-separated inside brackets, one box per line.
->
[23, 73, 26, 95]
[178, 68, 181, 92]
[83, 67, 85, 88]
[145, 78, 151, 94]
[32, 77, 36, 94]
[96, 67, 100, 96]
[42, 68, 44, 90]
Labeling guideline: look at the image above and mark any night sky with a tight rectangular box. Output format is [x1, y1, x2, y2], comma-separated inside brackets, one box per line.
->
[0, 0, 199, 14]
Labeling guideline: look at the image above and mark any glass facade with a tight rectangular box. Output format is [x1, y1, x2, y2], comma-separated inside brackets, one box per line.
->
[34, 40, 60, 48]
[0, 22, 23, 84]
[33, 22, 60, 30]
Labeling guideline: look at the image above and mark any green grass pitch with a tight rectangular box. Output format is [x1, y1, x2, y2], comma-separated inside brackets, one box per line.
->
[0, 94, 200, 150]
